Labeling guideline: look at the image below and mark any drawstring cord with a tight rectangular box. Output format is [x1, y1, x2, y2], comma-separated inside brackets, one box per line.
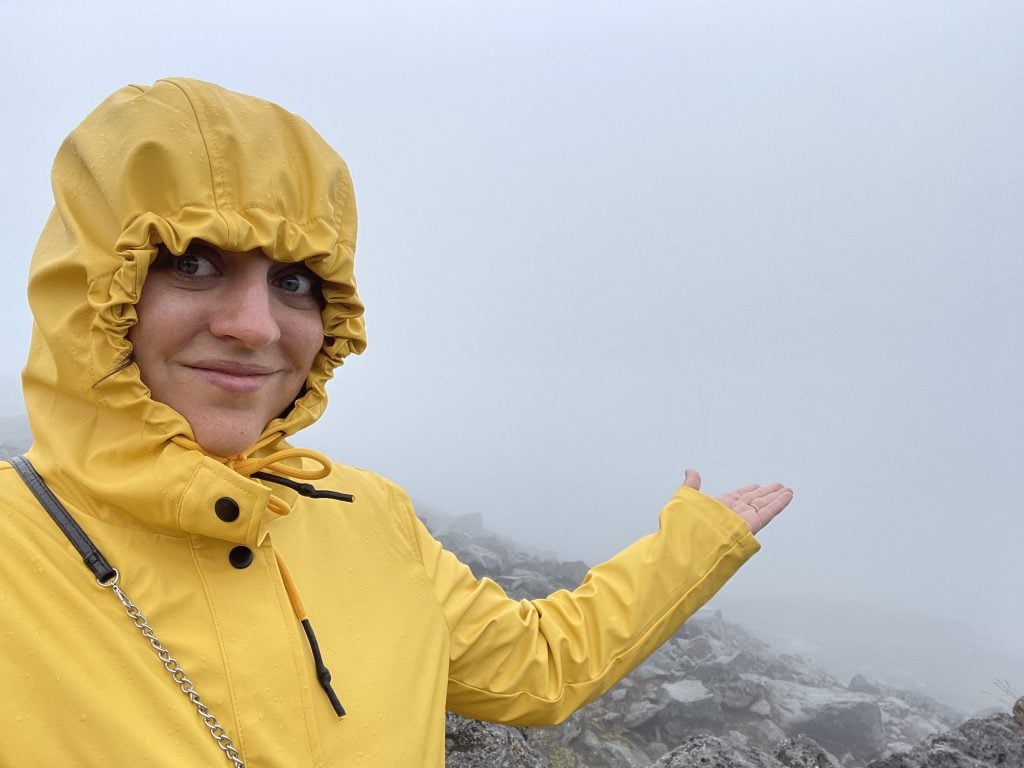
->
[172, 435, 353, 717]
[275, 554, 346, 717]
[254, 471, 354, 503]
[172, 435, 344, 516]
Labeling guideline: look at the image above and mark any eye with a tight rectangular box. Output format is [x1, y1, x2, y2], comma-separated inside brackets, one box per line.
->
[275, 270, 318, 296]
[168, 246, 219, 277]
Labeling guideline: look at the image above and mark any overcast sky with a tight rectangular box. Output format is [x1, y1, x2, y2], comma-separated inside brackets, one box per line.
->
[2, 0, 1021, 710]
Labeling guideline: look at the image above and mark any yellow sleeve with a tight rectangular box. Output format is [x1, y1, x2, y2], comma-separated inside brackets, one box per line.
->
[411, 485, 760, 726]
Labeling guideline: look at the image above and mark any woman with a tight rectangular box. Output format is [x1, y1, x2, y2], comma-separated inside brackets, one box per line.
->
[0, 78, 791, 766]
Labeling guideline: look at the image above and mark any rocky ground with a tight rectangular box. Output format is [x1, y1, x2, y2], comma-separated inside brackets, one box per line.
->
[427, 510, 1022, 768]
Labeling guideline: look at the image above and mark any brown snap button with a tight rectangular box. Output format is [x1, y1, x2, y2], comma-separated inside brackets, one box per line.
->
[229, 546, 254, 569]
[215, 497, 240, 522]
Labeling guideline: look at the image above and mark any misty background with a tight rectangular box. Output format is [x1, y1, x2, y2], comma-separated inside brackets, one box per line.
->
[1, 1, 1020, 713]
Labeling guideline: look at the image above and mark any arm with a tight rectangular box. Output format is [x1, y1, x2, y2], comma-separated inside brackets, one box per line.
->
[412, 476, 789, 726]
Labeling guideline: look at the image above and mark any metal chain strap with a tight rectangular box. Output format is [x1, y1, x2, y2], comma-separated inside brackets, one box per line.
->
[98, 569, 247, 768]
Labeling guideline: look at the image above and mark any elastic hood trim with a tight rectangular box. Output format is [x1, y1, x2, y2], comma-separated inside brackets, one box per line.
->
[23, 77, 366, 538]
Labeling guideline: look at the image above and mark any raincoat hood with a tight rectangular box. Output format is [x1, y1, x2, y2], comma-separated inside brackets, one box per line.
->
[24, 78, 365, 539]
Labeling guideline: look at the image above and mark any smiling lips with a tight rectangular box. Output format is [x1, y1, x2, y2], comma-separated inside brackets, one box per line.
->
[186, 361, 280, 393]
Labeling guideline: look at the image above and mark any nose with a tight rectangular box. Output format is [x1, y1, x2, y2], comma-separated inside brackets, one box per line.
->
[208, 274, 281, 349]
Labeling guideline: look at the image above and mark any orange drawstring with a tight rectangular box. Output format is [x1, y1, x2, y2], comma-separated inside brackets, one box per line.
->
[276, 549, 346, 717]
[274, 551, 308, 621]
[171, 434, 335, 517]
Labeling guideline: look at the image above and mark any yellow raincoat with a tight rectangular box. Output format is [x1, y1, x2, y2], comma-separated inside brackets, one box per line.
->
[0, 79, 759, 766]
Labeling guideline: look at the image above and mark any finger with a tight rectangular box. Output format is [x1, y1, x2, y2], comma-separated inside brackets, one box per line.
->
[715, 487, 756, 508]
[738, 483, 784, 506]
[743, 487, 793, 532]
[729, 484, 760, 497]
[757, 488, 793, 521]
[683, 468, 701, 491]
[742, 482, 783, 496]
[750, 486, 792, 512]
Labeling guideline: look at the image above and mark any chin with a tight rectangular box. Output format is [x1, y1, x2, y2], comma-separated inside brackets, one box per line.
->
[192, 423, 265, 458]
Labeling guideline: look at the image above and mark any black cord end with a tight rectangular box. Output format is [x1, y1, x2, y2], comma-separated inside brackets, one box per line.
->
[253, 472, 354, 504]
[301, 618, 346, 717]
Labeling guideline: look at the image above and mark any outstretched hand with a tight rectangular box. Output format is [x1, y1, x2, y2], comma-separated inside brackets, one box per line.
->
[683, 469, 792, 535]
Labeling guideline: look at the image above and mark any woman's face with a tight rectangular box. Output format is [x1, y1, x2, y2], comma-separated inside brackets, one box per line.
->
[128, 243, 325, 456]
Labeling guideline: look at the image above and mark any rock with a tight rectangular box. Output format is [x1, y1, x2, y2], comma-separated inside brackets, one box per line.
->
[752, 718, 788, 744]
[445, 713, 547, 768]
[776, 734, 844, 767]
[648, 733, 787, 767]
[660, 680, 720, 725]
[525, 700, 653, 768]
[757, 676, 885, 761]
[751, 698, 772, 716]
[663, 679, 715, 705]
[850, 674, 961, 728]
[624, 699, 663, 729]
[865, 709, 1024, 768]
[579, 730, 651, 767]
[646, 732, 845, 768]
[631, 639, 696, 681]
[647, 741, 669, 760]
[720, 678, 767, 711]
[848, 675, 889, 697]
[658, 680, 723, 737]
[678, 635, 716, 664]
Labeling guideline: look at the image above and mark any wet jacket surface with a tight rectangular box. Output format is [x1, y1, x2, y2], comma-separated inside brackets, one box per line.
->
[0, 79, 759, 766]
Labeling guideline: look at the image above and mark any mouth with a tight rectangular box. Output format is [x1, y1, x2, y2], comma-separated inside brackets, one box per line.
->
[186, 361, 278, 393]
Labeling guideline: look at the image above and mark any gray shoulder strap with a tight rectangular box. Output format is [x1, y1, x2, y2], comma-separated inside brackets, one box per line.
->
[9, 455, 116, 583]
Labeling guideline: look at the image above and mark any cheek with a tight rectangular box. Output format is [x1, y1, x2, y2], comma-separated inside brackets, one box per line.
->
[289, 311, 326, 371]
[128, 278, 176, 359]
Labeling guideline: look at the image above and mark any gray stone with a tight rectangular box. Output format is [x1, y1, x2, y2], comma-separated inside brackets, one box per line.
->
[648, 734, 785, 768]
[624, 700, 663, 729]
[751, 697, 772, 716]
[752, 718, 789, 744]
[647, 741, 669, 760]
[758, 677, 885, 761]
[865, 710, 1024, 768]
[776, 734, 844, 768]
[445, 713, 547, 768]
[793, 699, 885, 763]
[663, 679, 715, 705]
[659, 682, 723, 738]
[720, 678, 767, 711]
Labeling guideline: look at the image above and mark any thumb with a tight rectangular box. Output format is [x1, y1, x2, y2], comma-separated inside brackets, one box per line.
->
[683, 468, 702, 491]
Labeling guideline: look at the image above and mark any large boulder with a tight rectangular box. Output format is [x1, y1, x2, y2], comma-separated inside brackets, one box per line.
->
[866, 700, 1024, 768]
[753, 676, 885, 761]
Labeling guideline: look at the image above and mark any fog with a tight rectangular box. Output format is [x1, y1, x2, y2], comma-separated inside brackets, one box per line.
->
[2, 1, 1021, 712]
